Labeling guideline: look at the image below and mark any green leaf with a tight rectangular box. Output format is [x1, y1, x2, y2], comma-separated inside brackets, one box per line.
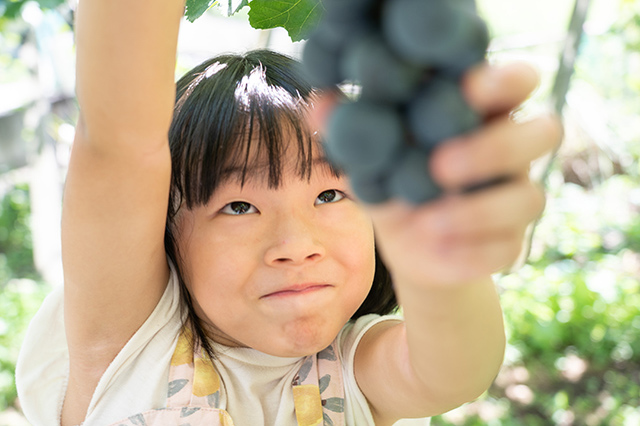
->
[248, 0, 323, 42]
[228, 0, 249, 15]
[185, 0, 219, 23]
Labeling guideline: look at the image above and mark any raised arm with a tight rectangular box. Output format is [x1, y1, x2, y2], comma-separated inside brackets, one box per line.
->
[61, 1, 184, 424]
[352, 63, 563, 424]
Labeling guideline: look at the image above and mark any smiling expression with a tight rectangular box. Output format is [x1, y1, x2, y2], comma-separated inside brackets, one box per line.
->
[174, 148, 376, 357]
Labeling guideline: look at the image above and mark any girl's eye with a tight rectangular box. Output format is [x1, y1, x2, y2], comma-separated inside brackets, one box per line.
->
[316, 190, 345, 205]
[221, 201, 258, 215]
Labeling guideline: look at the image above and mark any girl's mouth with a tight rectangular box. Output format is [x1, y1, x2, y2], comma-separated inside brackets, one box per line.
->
[261, 283, 332, 299]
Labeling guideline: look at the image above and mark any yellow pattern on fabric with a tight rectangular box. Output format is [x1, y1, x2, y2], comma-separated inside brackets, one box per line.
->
[293, 384, 323, 426]
[219, 409, 235, 425]
[193, 355, 221, 397]
[170, 328, 193, 366]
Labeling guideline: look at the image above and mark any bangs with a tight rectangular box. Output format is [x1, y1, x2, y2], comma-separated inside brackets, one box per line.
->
[167, 50, 338, 213]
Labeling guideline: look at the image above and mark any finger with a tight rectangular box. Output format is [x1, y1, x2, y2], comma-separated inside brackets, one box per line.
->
[366, 198, 422, 230]
[430, 113, 563, 190]
[462, 61, 540, 116]
[309, 89, 342, 133]
[424, 176, 546, 238]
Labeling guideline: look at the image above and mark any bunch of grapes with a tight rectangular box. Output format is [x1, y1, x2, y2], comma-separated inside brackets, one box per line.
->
[303, 0, 490, 204]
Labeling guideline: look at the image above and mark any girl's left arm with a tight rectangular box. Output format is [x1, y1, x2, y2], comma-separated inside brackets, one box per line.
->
[352, 62, 563, 425]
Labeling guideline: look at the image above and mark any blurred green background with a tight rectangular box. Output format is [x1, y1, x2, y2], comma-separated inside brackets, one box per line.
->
[1, 0, 639, 424]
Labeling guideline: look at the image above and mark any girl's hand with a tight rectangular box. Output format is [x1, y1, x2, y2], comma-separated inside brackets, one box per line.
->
[364, 62, 563, 287]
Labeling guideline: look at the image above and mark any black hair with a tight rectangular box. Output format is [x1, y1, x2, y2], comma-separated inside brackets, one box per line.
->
[164, 50, 397, 360]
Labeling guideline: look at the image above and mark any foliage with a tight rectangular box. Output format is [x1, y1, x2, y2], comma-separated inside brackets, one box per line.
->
[501, 179, 640, 424]
[185, 0, 249, 21]
[0, 184, 39, 282]
[0, 184, 48, 411]
[430, 176, 640, 425]
[429, 1, 640, 424]
[1, 0, 324, 41]
[612, 0, 640, 52]
[247, 0, 323, 42]
[186, 0, 323, 41]
[1, 0, 639, 422]
[0, 278, 49, 411]
[0, 0, 64, 26]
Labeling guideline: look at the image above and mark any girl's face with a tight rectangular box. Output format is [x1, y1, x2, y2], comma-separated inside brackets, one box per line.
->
[175, 144, 376, 357]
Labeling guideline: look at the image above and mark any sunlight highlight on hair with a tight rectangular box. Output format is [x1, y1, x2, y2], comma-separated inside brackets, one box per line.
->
[176, 62, 229, 112]
[234, 65, 304, 112]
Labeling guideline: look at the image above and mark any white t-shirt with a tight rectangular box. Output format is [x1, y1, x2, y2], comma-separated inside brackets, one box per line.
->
[16, 266, 429, 426]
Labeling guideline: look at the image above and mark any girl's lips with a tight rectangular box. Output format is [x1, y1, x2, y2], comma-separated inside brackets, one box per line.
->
[261, 284, 332, 299]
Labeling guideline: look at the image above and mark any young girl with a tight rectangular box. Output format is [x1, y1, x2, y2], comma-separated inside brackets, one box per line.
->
[16, 0, 561, 425]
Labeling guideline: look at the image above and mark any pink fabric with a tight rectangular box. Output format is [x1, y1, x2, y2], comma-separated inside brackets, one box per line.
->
[107, 329, 345, 426]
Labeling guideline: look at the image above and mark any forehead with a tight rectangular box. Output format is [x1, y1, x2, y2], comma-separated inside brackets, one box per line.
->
[220, 134, 340, 188]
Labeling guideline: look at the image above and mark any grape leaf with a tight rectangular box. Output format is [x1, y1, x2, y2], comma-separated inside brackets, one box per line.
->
[248, 0, 323, 42]
[185, 0, 249, 22]
[185, 0, 218, 23]
[228, 0, 249, 15]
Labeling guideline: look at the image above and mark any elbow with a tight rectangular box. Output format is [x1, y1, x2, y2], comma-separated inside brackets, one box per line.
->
[453, 335, 507, 406]
[417, 335, 506, 413]
[423, 374, 499, 416]
[464, 331, 506, 400]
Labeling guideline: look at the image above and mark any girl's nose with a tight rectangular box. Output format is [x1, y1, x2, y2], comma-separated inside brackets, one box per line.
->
[263, 213, 326, 266]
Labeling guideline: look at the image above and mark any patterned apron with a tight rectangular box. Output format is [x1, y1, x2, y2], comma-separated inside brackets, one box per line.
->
[108, 328, 345, 426]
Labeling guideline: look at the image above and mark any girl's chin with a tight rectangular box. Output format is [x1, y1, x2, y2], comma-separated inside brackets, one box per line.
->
[253, 331, 340, 358]
[204, 310, 352, 357]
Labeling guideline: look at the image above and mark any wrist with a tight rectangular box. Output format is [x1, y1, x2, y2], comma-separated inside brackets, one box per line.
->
[393, 274, 498, 317]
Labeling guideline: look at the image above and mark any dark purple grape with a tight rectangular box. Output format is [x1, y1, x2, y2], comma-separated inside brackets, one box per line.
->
[341, 33, 424, 103]
[438, 14, 489, 78]
[348, 173, 391, 204]
[301, 36, 344, 88]
[407, 77, 480, 151]
[302, 0, 491, 206]
[457, 0, 479, 13]
[325, 101, 404, 176]
[382, 0, 488, 69]
[321, 0, 382, 22]
[387, 147, 442, 204]
[310, 12, 372, 52]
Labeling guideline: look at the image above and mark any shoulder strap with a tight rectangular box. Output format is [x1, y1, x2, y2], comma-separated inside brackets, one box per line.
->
[292, 341, 345, 426]
[167, 328, 222, 409]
